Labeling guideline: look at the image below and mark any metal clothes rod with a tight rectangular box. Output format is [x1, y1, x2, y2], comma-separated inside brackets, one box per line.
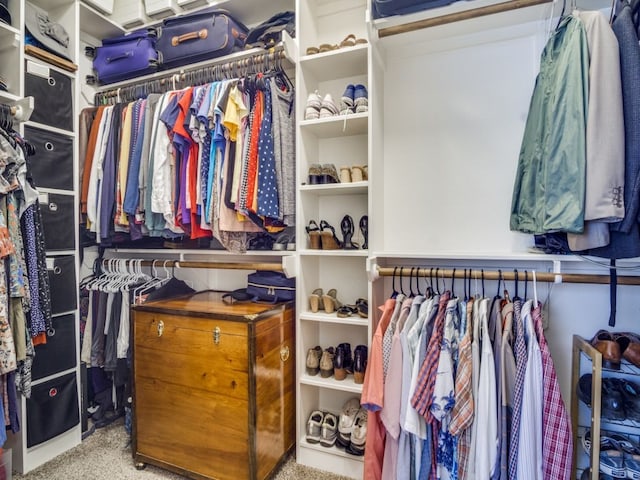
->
[376, 266, 640, 285]
[101, 259, 283, 272]
[377, 0, 552, 38]
[94, 49, 289, 105]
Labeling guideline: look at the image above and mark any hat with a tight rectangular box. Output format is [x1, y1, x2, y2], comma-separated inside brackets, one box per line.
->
[25, 2, 70, 61]
[0, 0, 11, 26]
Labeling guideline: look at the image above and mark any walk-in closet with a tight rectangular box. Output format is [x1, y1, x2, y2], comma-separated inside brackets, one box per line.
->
[0, 0, 636, 479]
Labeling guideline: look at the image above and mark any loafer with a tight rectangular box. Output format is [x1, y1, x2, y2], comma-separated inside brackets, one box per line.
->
[337, 397, 361, 448]
[616, 332, 640, 368]
[320, 412, 338, 447]
[591, 329, 622, 370]
[306, 410, 324, 444]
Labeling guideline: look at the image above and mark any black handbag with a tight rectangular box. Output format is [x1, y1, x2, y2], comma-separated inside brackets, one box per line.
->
[247, 270, 295, 303]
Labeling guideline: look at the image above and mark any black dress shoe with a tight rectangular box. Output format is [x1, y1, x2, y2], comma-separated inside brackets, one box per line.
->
[621, 378, 640, 422]
[601, 377, 626, 421]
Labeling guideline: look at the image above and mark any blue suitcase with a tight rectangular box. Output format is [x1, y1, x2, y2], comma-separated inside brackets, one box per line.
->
[156, 8, 248, 69]
[373, 0, 462, 17]
[87, 29, 160, 85]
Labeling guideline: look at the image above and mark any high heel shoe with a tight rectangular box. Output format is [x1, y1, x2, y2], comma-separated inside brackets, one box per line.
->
[309, 288, 324, 313]
[306, 220, 321, 249]
[322, 288, 342, 314]
[341, 215, 359, 250]
[359, 215, 368, 250]
[320, 220, 342, 250]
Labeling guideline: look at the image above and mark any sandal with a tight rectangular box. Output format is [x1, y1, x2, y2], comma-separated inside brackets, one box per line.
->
[319, 43, 338, 53]
[320, 220, 342, 250]
[272, 233, 290, 251]
[341, 215, 359, 250]
[337, 305, 357, 318]
[309, 288, 324, 313]
[359, 215, 368, 250]
[306, 220, 321, 249]
[340, 34, 357, 48]
[355, 298, 368, 318]
[322, 288, 342, 313]
[306, 46, 320, 55]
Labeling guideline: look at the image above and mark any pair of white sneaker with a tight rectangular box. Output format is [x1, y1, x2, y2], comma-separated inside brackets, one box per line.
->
[304, 91, 339, 120]
[306, 410, 339, 447]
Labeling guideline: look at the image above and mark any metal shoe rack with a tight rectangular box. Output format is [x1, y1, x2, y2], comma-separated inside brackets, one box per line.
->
[572, 335, 640, 480]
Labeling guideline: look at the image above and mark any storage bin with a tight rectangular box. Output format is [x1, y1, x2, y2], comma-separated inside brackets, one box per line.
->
[110, 0, 149, 28]
[81, 0, 115, 15]
[143, 0, 180, 18]
[39, 192, 76, 251]
[24, 126, 73, 191]
[24, 61, 73, 132]
[32, 313, 77, 381]
[26, 372, 79, 447]
[47, 256, 77, 315]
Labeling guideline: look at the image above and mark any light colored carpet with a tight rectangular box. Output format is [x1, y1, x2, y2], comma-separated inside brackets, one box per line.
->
[12, 421, 352, 480]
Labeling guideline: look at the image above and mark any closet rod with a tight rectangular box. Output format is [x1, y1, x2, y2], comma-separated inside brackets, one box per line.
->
[376, 266, 640, 285]
[101, 259, 283, 272]
[94, 48, 289, 105]
[377, 0, 551, 38]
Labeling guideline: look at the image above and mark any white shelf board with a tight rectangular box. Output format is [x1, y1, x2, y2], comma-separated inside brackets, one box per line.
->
[0, 21, 20, 38]
[0, 91, 21, 103]
[299, 311, 369, 327]
[298, 438, 364, 463]
[300, 112, 368, 138]
[300, 373, 363, 394]
[79, 2, 126, 39]
[299, 249, 368, 257]
[370, 251, 578, 262]
[24, 121, 75, 137]
[299, 44, 368, 82]
[300, 181, 368, 196]
[106, 248, 294, 257]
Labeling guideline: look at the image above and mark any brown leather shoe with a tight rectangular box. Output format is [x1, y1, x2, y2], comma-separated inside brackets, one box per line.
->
[616, 332, 640, 368]
[591, 329, 621, 370]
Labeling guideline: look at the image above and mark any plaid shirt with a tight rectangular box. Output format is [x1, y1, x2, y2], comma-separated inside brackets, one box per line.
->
[508, 299, 527, 480]
[533, 302, 573, 480]
[449, 298, 474, 479]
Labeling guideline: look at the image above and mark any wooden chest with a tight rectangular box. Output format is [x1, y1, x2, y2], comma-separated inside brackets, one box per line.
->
[131, 290, 295, 480]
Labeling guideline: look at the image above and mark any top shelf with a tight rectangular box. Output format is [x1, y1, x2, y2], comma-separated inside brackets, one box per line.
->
[79, 2, 126, 39]
[299, 44, 368, 82]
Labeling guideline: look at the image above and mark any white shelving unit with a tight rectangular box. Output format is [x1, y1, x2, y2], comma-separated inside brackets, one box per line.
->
[295, 0, 370, 477]
[3, 0, 83, 474]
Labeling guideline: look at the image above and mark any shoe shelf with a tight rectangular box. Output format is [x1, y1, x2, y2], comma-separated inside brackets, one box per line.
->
[299, 249, 368, 257]
[299, 437, 365, 462]
[572, 335, 640, 480]
[300, 181, 369, 195]
[299, 112, 369, 138]
[300, 373, 364, 394]
[300, 311, 369, 327]
[299, 44, 369, 82]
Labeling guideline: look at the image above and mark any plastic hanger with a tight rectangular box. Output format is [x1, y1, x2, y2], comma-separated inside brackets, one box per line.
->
[409, 267, 416, 297]
[399, 267, 407, 297]
[391, 266, 399, 299]
[533, 270, 539, 308]
[435, 268, 441, 295]
[524, 270, 529, 301]
[513, 269, 520, 301]
[451, 268, 456, 298]
[481, 269, 486, 298]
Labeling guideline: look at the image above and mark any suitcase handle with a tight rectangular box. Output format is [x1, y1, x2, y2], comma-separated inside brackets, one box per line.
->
[171, 29, 208, 47]
[107, 51, 133, 63]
